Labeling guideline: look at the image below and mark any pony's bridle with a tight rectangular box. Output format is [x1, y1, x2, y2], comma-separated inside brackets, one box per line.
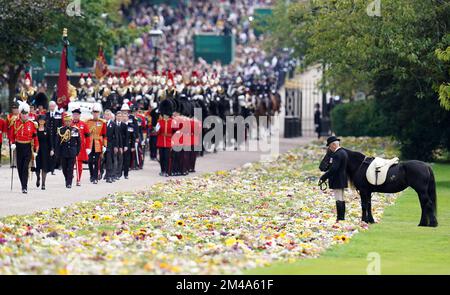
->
[318, 179, 328, 191]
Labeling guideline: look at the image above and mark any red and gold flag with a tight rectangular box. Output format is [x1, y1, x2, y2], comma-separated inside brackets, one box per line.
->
[94, 46, 109, 80]
[56, 32, 69, 109]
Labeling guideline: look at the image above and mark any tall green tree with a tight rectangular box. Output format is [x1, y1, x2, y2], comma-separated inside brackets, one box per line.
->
[0, 0, 141, 106]
[263, 0, 450, 160]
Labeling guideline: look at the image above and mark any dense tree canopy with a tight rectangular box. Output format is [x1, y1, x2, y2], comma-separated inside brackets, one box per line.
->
[0, 0, 142, 104]
[262, 0, 450, 160]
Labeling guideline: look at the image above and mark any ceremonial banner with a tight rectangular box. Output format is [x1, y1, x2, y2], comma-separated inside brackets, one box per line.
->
[56, 42, 69, 109]
[94, 46, 109, 80]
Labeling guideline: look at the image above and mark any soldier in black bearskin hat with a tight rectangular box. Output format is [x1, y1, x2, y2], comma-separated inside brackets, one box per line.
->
[156, 98, 176, 176]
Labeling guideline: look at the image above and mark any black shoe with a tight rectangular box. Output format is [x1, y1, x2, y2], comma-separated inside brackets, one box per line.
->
[159, 172, 163, 176]
[124, 176, 129, 179]
[106, 178, 112, 183]
[336, 201, 346, 221]
[22, 189, 27, 194]
[36, 178, 40, 188]
[76, 182, 81, 187]
[51, 172, 55, 175]
[41, 185, 46, 190]
[66, 185, 72, 189]
[93, 180, 98, 184]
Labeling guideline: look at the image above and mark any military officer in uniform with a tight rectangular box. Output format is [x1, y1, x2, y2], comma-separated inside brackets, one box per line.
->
[10, 103, 39, 194]
[120, 103, 136, 179]
[103, 110, 119, 183]
[0, 112, 7, 167]
[319, 136, 349, 222]
[7, 102, 19, 168]
[56, 114, 81, 188]
[71, 107, 90, 186]
[86, 103, 107, 184]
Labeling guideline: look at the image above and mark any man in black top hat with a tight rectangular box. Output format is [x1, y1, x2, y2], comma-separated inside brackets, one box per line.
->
[320, 136, 349, 222]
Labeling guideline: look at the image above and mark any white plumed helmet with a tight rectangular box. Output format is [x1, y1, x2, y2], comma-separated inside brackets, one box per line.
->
[18, 101, 30, 114]
[92, 103, 102, 113]
[121, 103, 130, 111]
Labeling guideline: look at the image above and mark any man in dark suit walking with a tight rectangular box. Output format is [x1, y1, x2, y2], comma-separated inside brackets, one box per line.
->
[46, 101, 62, 174]
[103, 110, 119, 183]
[114, 111, 125, 180]
[320, 136, 349, 222]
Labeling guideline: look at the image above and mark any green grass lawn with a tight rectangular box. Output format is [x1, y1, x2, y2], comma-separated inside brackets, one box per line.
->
[247, 163, 450, 275]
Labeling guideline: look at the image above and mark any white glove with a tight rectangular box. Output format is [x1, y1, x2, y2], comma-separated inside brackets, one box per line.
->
[10, 144, 16, 151]
[155, 123, 161, 132]
[33, 153, 38, 158]
[141, 140, 145, 146]
[102, 146, 107, 153]
[86, 149, 91, 155]
[50, 150, 55, 157]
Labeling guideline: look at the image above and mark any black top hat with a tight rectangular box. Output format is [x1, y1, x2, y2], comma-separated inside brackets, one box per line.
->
[37, 114, 47, 122]
[72, 108, 82, 114]
[326, 136, 340, 146]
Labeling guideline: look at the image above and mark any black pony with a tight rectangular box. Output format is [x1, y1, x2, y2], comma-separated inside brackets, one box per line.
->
[319, 148, 438, 227]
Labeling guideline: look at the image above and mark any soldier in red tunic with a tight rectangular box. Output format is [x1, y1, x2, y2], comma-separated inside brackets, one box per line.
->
[7, 103, 19, 167]
[156, 99, 175, 177]
[0, 114, 7, 167]
[10, 103, 39, 194]
[86, 104, 107, 184]
[71, 107, 90, 186]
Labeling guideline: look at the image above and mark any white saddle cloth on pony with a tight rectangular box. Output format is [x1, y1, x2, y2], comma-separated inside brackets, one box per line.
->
[366, 157, 399, 186]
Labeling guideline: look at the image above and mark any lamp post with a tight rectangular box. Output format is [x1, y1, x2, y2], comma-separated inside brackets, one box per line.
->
[149, 16, 163, 72]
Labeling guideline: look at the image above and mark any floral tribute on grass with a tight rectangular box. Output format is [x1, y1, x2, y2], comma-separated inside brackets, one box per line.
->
[0, 137, 399, 274]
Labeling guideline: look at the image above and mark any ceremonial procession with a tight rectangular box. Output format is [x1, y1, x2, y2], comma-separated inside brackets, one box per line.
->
[0, 0, 449, 287]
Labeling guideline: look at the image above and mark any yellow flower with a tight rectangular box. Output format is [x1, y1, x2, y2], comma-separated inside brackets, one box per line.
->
[225, 237, 237, 247]
[341, 235, 350, 243]
[101, 215, 113, 221]
[152, 201, 163, 209]
[175, 220, 185, 226]
[57, 268, 69, 275]
[91, 214, 99, 220]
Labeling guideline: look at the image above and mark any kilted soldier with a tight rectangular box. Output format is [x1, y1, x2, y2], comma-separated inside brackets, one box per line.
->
[10, 103, 39, 194]
[56, 114, 81, 188]
[319, 136, 349, 222]
[86, 103, 107, 184]
[45, 101, 62, 174]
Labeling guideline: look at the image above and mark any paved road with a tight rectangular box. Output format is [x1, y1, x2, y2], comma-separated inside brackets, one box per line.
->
[0, 136, 313, 217]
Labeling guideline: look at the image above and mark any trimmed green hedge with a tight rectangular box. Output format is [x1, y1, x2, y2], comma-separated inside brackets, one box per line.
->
[330, 99, 390, 137]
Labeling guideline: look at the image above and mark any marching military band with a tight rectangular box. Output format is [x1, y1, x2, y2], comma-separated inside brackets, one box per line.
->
[3, 69, 281, 193]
